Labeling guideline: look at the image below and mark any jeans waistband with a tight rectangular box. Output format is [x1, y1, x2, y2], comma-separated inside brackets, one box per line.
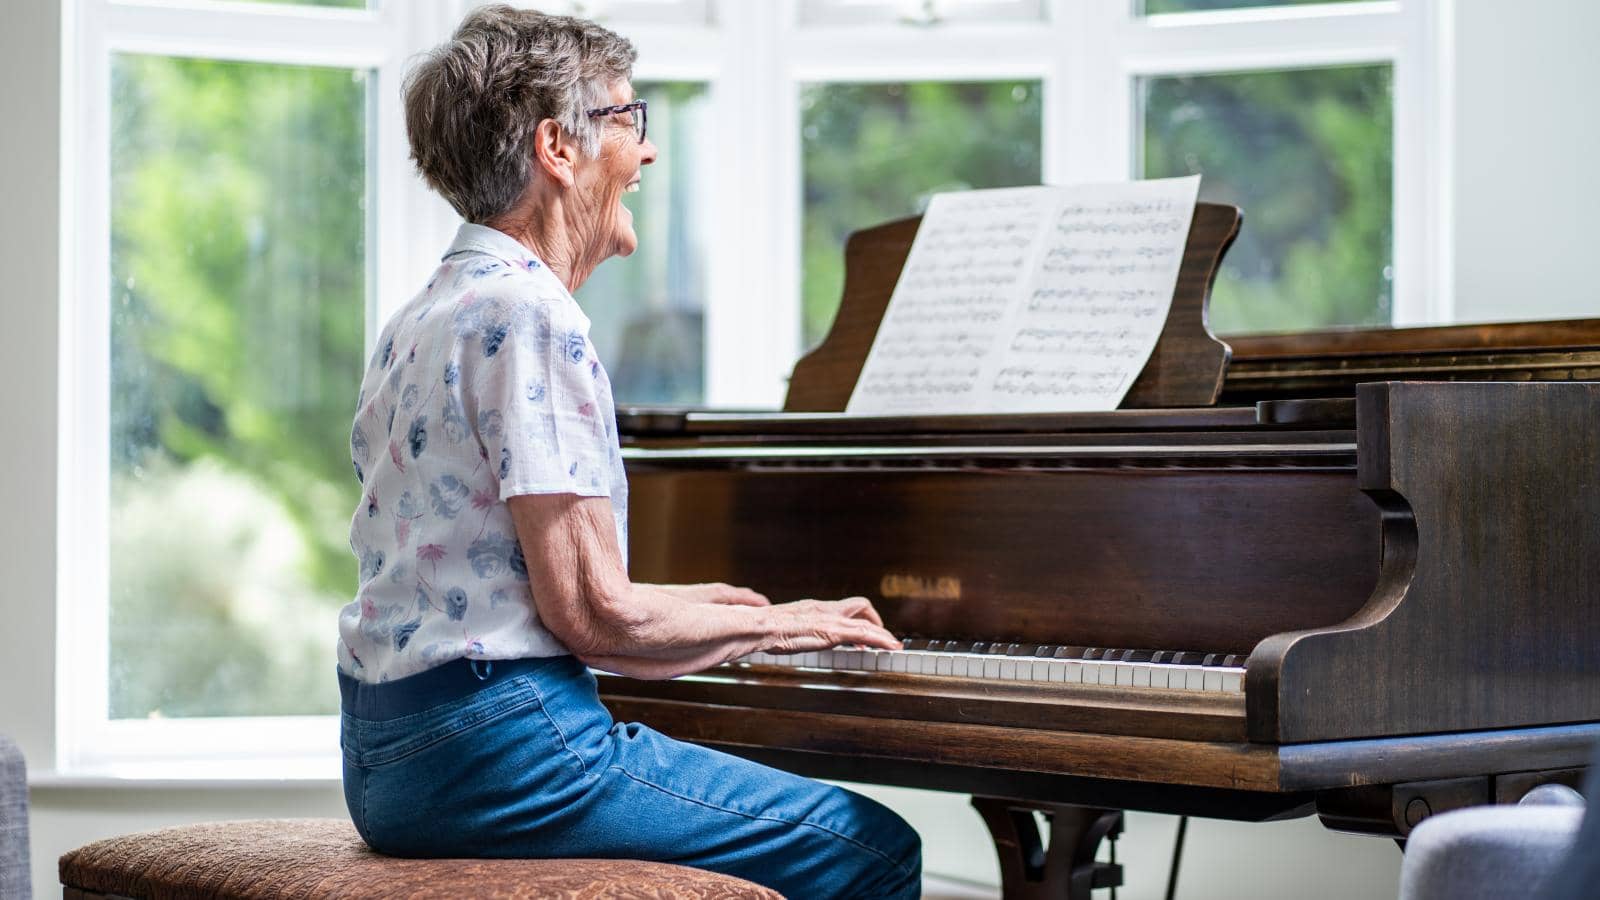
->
[338, 656, 574, 721]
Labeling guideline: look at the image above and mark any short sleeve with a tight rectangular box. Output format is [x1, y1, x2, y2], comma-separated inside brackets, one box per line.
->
[459, 295, 615, 501]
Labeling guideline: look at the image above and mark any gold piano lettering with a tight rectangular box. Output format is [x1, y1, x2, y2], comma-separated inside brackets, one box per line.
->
[879, 573, 962, 602]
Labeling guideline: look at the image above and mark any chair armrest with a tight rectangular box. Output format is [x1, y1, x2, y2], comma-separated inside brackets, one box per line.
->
[1399, 805, 1582, 900]
[0, 735, 31, 900]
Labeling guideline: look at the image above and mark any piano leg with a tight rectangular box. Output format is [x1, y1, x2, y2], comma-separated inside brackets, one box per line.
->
[971, 797, 1124, 900]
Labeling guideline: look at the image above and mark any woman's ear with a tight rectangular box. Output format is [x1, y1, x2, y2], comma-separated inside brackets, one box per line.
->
[532, 118, 578, 189]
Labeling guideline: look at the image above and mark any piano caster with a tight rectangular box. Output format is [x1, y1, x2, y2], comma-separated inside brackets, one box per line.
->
[971, 797, 1124, 900]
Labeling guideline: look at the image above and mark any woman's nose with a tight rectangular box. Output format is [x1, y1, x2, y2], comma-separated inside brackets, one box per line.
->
[639, 137, 659, 165]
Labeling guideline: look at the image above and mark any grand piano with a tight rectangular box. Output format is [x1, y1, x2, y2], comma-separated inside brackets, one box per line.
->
[597, 204, 1600, 898]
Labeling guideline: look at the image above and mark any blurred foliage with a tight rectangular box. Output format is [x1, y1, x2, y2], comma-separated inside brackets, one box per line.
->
[577, 81, 710, 404]
[110, 54, 365, 717]
[1143, 65, 1394, 333]
[800, 81, 1044, 348]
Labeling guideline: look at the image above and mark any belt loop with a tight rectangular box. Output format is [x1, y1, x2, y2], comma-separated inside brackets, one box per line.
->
[470, 659, 493, 681]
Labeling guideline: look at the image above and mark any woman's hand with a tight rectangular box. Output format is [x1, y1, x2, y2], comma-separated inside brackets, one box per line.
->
[653, 582, 770, 608]
[759, 597, 900, 654]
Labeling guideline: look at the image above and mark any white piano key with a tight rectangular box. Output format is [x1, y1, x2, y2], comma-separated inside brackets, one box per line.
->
[1079, 662, 1100, 685]
[1148, 666, 1170, 689]
[949, 655, 969, 677]
[889, 653, 908, 673]
[1115, 665, 1134, 686]
[1183, 666, 1206, 691]
[936, 656, 954, 676]
[1060, 661, 1085, 684]
[1047, 660, 1068, 683]
[1098, 664, 1118, 686]
[1031, 660, 1052, 682]
[1221, 670, 1244, 694]
[997, 659, 1017, 680]
[1203, 669, 1224, 693]
[983, 658, 1002, 679]
[1132, 665, 1152, 687]
[816, 650, 836, 670]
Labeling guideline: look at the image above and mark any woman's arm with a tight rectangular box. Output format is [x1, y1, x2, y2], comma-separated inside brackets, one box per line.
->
[508, 493, 900, 679]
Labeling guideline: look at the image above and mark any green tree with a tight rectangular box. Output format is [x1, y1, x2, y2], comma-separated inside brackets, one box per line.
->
[1142, 65, 1394, 333]
[109, 54, 366, 717]
[800, 81, 1044, 347]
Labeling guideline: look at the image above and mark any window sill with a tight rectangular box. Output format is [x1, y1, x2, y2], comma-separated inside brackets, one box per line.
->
[30, 756, 342, 790]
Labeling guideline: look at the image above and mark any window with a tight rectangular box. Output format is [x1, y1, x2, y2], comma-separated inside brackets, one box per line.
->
[798, 0, 1048, 27]
[109, 53, 367, 719]
[800, 80, 1044, 347]
[1140, 64, 1395, 333]
[577, 82, 713, 404]
[61, 0, 1442, 774]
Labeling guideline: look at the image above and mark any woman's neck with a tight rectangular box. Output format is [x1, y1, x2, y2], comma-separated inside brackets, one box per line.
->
[486, 196, 601, 294]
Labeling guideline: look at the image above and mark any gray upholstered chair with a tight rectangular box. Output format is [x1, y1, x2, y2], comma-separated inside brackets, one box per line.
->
[1398, 783, 1586, 900]
[1, 734, 32, 900]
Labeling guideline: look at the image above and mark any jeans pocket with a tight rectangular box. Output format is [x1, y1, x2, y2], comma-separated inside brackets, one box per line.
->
[343, 675, 544, 768]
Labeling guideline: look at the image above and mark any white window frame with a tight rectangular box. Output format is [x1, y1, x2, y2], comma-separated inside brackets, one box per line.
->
[58, 0, 1445, 778]
[58, 0, 454, 777]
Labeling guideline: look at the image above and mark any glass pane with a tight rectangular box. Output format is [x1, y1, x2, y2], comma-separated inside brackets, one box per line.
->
[109, 54, 366, 718]
[225, 0, 367, 8]
[801, 81, 1043, 347]
[1140, 65, 1393, 333]
[577, 81, 710, 404]
[1141, 0, 1361, 14]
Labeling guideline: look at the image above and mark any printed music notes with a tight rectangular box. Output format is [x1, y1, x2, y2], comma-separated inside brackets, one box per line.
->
[846, 176, 1201, 415]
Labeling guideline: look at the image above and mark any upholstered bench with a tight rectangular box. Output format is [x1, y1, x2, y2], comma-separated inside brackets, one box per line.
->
[60, 818, 783, 899]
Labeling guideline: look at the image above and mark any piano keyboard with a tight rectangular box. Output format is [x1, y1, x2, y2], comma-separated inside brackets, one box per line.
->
[731, 639, 1246, 695]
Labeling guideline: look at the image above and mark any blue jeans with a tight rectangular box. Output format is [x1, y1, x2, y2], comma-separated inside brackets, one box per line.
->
[339, 656, 921, 899]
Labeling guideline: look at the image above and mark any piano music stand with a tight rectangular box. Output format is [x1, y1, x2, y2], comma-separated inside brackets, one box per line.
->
[784, 202, 1243, 413]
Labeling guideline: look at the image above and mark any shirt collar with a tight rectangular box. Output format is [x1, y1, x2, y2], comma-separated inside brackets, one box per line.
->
[443, 222, 545, 270]
[441, 222, 590, 329]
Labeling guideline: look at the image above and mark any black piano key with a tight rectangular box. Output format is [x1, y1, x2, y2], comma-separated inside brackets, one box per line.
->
[1034, 645, 1058, 658]
[901, 638, 930, 651]
[1121, 649, 1154, 663]
[969, 641, 990, 655]
[924, 639, 946, 652]
[1223, 654, 1245, 668]
[989, 643, 1014, 655]
[1006, 644, 1035, 657]
[942, 640, 973, 654]
[1171, 651, 1206, 665]
[1055, 646, 1087, 659]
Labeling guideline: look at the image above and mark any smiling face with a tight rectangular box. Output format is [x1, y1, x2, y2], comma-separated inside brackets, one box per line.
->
[573, 79, 658, 262]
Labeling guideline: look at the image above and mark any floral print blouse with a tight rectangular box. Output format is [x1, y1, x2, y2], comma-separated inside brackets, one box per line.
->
[337, 224, 628, 683]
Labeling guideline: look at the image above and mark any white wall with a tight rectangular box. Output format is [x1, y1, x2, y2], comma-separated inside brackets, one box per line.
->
[6, 0, 1597, 897]
[1451, 0, 1600, 323]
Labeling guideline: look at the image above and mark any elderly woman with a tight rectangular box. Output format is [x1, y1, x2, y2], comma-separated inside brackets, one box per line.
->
[335, 7, 920, 899]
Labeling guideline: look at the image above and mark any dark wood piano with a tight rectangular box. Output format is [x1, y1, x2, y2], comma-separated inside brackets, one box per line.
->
[599, 204, 1600, 899]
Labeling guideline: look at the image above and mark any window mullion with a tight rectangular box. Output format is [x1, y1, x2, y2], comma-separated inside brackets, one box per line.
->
[1116, 9, 1404, 74]
[704, 0, 792, 406]
[100, 2, 392, 67]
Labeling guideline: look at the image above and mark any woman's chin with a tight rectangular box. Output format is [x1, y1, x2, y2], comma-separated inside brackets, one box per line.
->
[612, 227, 639, 258]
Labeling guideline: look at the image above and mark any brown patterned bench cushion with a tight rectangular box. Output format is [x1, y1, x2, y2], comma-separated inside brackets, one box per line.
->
[59, 818, 784, 899]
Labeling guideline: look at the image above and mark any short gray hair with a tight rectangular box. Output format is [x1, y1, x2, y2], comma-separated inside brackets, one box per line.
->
[403, 4, 637, 223]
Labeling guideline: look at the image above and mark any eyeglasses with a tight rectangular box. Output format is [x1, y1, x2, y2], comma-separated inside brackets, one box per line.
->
[585, 99, 648, 144]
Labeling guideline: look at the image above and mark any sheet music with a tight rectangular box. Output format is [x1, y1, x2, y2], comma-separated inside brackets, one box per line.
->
[847, 176, 1201, 415]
